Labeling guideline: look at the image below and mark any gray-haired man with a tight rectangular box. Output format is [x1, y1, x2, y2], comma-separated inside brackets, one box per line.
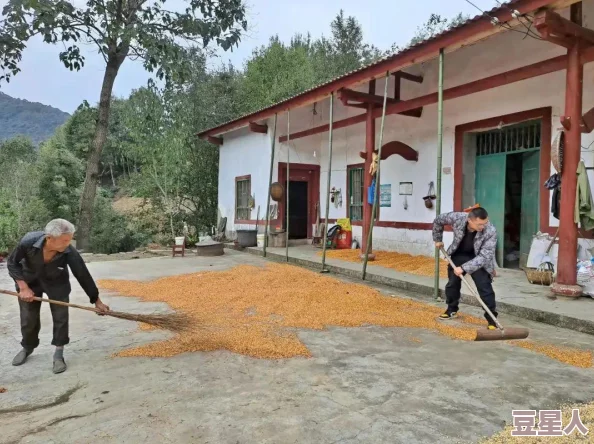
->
[7, 219, 110, 374]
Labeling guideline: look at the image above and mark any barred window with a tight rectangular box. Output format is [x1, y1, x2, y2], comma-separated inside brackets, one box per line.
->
[235, 176, 251, 220]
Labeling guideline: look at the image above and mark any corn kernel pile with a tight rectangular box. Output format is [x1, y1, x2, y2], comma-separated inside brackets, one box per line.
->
[319, 249, 449, 278]
[507, 340, 593, 369]
[481, 401, 593, 443]
[98, 263, 592, 368]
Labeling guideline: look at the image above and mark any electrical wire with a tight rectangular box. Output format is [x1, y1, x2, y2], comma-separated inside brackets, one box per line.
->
[582, 139, 594, 151]
[493, 0, 544, 40]
[463, 0, 543, 41]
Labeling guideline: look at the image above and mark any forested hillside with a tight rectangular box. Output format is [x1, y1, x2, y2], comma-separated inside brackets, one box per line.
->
[0, 92, 70, 145]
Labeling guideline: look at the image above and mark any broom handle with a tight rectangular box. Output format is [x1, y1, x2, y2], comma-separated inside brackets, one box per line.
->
[0, 289, 101, 314]
[439, 248, 504, 330]
[545, 228, 559, 255]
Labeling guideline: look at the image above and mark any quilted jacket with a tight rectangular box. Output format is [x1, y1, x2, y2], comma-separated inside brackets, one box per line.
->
[432, 212, 498, 276]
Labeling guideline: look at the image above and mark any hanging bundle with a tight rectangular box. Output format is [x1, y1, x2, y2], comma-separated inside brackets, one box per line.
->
[423, 182, 437, 209]
[368, 178, 376, 205]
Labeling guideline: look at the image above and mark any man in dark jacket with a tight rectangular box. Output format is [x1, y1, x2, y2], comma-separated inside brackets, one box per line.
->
[432, 208, 499, 329]
[7, 219, 110, 374]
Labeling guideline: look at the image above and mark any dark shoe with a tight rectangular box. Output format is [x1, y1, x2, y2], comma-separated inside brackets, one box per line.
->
[438, 310, 458, 320]
[12, 349, 32, 366]
[53, 358, 67, 374]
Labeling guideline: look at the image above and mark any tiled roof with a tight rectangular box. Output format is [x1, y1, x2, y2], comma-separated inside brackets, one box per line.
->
[197, 0, 551, 137]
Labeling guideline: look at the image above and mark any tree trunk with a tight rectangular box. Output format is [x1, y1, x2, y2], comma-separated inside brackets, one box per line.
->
[76, 59, 121, 251]
[110, 163, 116, 187]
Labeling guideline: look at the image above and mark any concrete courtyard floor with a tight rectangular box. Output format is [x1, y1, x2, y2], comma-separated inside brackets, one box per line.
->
[0, 250, 593, 444]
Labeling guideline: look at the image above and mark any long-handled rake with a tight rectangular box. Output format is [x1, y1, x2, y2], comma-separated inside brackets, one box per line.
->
[0, 289, 192, 333]
[439, 248, 530, 341]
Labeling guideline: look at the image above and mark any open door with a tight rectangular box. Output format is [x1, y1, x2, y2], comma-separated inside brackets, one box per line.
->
[520, 151, 540, 268]
[475, 155, 506, 267]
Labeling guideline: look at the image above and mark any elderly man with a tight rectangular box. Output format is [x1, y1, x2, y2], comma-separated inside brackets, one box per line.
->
[432, 207, 499, 329]
[7, 219, 110, 374]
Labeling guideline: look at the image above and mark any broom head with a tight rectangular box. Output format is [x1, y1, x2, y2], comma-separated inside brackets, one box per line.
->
[475, 326, 530, 341]
[105, 310, 193, 333]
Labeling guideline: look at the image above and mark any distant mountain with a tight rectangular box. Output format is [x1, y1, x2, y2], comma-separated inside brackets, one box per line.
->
[0, 92, 70, 145]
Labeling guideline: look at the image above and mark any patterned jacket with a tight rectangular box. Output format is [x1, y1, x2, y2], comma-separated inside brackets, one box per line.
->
[432, 212, 498, 276]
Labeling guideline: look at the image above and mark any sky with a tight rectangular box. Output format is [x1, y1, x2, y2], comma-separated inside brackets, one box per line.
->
[0, 0, 498, 114]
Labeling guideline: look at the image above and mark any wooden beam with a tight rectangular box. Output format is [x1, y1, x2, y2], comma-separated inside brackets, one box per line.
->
[535, 9, 594, 46]
[338, 88, 397, 106]
[279, 46, 594, 142]
[394, 71, 424, 83]
[581, 106, 594, 133]
[400, 108, 424, 118]
[279, 114, 367, 143]
[538, 28, 576, 49]
[339, 88, 423, 117]
[205, 136, 223, 146]
[249, 122, 268, 133]
[358, 141, 419, 162]
[346, 102, 370, 109]
[198, 0, 565, 138]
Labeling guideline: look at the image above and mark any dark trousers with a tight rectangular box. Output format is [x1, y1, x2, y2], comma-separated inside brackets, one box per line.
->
[17, 282, 69, 350]
[445, 254, 498, 324]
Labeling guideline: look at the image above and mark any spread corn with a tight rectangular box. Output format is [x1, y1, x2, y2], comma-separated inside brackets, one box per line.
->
[319, 249, 449, 278]
[98, 263, 592, 368]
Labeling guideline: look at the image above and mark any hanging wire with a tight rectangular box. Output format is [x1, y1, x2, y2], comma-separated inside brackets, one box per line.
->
[463, 0, 543, 41]
[493, 0, 545, 40]
[582, 140, 594, 151]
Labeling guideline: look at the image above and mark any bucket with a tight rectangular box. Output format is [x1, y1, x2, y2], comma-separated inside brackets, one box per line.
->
[257, 234, 265, 247]
[336, 230, 352, 249]
[175, 236, 185, 246]
[236, 230, 257, 247]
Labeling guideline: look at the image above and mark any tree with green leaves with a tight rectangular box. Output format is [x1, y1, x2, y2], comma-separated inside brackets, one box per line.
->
[0, 137, 50, 252]
[0, 0, 247, 250]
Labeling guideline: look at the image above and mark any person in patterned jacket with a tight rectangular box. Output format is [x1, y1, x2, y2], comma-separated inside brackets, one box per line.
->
[432, 207, 499, 329]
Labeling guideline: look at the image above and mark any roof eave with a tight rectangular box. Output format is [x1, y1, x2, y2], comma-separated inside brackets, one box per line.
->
[197, 0, 573, 140]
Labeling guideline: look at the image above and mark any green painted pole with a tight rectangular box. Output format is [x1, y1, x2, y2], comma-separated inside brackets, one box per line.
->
[321, 93, 334, 273]
[434, 48, 445, 301]
[285, 110, 290, 262]
[362, 72, 390, 280]
[263, 113, 277, 258]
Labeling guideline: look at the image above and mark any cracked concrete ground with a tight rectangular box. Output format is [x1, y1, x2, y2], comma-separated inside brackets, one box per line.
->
[1, 250, 593, 444]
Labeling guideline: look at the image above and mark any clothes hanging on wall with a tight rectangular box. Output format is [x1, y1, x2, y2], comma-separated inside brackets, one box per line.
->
[575, 160, 594, 231]
[544, 173, 561, 220]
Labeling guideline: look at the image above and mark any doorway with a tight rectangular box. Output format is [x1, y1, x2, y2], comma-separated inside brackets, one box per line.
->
[286, 181, 309, 239]
[474, 120, 541, 269]
[278, 162, 321, 240]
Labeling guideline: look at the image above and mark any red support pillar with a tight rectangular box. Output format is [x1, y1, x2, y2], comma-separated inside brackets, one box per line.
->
[551, 41, 583, 298]
[361, 82, 376, 260]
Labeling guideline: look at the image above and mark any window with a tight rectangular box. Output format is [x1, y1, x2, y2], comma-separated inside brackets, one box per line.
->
[475, 120, 541, 157]
[235, 176, 251, 220]
[348, 167, 364, 222]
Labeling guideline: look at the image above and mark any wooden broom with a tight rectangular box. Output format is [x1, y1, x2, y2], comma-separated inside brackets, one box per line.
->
[0, 289, 192, 333]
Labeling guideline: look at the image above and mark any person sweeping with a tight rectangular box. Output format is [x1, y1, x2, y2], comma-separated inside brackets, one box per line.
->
[432, 207, 499, 330]
[7, 219, 110, 374]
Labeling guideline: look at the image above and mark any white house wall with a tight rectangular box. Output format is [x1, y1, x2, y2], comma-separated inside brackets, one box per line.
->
[218, 1, 594, 255]
[218, 127, 272, 234]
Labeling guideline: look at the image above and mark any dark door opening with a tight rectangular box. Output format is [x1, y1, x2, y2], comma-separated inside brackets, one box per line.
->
[504, 153, 523, 269]
[473, 120, 541, 269]
[286, 181, 308, 239]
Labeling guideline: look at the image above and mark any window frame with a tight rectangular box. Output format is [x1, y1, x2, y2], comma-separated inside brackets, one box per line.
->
[235, 175, 252, 222]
